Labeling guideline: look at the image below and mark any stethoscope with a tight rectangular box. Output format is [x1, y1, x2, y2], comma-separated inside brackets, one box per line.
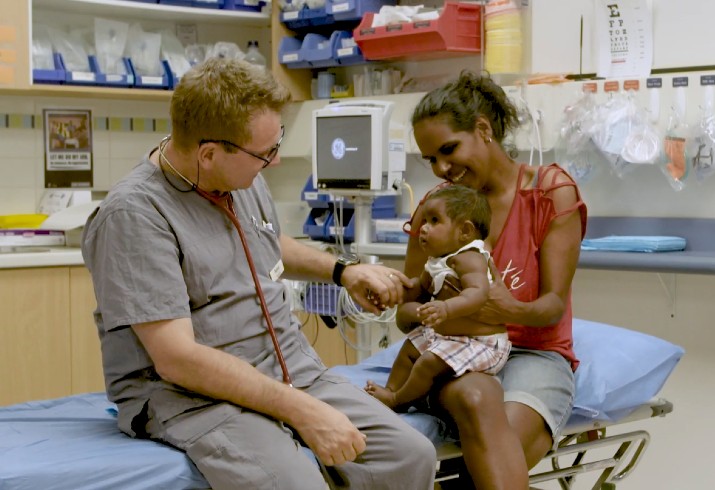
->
[158, 135, 292, 386]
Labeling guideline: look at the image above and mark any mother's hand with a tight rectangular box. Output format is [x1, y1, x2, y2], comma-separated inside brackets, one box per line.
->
[477, 258, 518, 325]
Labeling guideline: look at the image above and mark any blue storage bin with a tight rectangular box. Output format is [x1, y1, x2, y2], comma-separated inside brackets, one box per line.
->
[193, 0, 224, 8]
[325, 194, 396, 217]
[330, 31, 365, 66]
[371, 195, 397, 218]
[303, 208, 332, 240]
[222, 0, 265, 10]
[304, 283, 343, 316]
[327, 209, 355, 242]
[278, 36, 310, 68]
[33, 53, 66, 84]
[129, 59, 171, 89]
[301, 176, 330, 208]
[327, 0, 396, 21]
[158, 0, 193, 6]
[301, 6, 334, 26]
[90, 56, 134, 87]
[302, 31, 365, 68]
[280, 8, 310, 29]
[64, 55, 97, 86]
[281, 6, 334, 30]
[301, 33, 333, 68]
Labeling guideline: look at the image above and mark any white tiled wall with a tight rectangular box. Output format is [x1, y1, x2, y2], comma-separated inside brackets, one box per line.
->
[0, 95, 169, 214]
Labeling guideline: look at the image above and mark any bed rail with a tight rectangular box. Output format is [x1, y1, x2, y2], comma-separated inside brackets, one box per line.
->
[434, 397, 673, 489]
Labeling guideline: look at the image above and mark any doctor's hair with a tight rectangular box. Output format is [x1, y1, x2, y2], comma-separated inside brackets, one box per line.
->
[427, 185, 491, 240]
[411, 70, 520, 145]
[170, 57, 291, 152]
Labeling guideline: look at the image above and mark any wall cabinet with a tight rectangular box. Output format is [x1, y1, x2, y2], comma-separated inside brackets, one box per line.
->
[271, 1, 484, 102]
[0, 0, 270, 100]
[0, 264, 356, 405]
[0, 266, 103, 406]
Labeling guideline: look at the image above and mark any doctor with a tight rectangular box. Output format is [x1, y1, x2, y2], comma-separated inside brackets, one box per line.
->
[82, 57, 436, 490]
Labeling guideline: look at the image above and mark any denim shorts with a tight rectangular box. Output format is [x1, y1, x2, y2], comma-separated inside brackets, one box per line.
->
[496, 347, 575, 446]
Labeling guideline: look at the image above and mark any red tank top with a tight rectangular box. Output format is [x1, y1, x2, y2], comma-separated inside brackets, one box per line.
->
[491, 164, 587, 371]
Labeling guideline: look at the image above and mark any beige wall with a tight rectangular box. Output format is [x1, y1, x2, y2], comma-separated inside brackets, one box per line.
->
[0, 94, 169, 214]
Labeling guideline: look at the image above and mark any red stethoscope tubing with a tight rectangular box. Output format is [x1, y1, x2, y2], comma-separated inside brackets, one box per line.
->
[196, 187, 293, 387]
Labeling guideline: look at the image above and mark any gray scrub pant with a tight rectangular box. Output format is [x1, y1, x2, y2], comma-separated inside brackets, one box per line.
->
[149, 373, 437, 490]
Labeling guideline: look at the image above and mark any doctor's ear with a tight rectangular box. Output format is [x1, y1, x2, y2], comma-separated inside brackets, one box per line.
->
[197, 142, 216, 163]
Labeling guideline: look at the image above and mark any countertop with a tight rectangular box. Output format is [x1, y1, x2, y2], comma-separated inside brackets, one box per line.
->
[4, 243, 715, 276]
[0, 247, 84, 269]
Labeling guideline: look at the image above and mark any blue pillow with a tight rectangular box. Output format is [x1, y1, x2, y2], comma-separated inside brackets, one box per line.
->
[356, 319, 684, 422]
[571, 319, 683, 421]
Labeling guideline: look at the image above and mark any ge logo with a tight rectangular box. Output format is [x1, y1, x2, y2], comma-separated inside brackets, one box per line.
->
[331, 138, 346, 159]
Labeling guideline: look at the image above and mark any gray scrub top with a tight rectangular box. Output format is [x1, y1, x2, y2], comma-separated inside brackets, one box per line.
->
[82, 157, 326, 437]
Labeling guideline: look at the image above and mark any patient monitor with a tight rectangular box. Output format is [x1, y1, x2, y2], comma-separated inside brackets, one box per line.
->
[312, 100, 405, 246]
[312, 100, 403, 192]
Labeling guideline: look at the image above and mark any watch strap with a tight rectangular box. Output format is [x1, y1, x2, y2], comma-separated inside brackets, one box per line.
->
[332, 254, 359, 287]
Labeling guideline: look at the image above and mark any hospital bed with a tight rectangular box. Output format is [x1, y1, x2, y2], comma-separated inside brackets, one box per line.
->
[0, 319, 683, 490]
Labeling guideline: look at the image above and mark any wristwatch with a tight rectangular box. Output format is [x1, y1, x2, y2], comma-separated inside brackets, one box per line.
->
[332, 253, 360, 287]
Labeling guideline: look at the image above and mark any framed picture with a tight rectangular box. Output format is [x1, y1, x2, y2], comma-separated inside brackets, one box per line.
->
[43, 108, 93, 188]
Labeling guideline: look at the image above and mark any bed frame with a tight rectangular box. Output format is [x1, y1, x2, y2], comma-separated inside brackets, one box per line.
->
[2, 314, 681, 490]
[435, 397, 673, 489]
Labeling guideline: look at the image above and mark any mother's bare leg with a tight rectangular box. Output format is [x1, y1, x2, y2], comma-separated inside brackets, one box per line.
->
[437, 372, 529, 490]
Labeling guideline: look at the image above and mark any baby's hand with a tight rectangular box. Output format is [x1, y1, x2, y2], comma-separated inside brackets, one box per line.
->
[417, 301, 448, 328]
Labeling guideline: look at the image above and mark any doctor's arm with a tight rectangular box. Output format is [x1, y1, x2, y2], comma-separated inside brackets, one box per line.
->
[132, 318, 366, 466]
[279, 234, 411, 314]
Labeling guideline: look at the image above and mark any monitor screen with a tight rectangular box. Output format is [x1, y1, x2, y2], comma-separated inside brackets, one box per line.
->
[315, 115, 372, 189]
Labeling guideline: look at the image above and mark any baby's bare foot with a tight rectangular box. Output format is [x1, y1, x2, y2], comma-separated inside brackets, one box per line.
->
[365, 380, 398, 409]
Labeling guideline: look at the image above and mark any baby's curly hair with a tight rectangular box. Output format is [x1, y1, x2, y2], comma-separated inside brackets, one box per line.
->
[427, 185, 491, 240]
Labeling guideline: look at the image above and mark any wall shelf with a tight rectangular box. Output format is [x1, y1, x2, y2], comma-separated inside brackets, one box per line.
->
[0, 84, 173, 101]
[32, 0, 270, 26]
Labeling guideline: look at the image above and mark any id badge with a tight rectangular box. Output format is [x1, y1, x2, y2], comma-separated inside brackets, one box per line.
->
[270, 259, 284, 281]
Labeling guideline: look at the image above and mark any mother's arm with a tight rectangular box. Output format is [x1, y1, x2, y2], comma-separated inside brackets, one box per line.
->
[478, 174, 583, 327]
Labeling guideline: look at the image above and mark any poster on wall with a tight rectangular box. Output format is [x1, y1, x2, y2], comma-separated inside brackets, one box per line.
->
[43, 109, 93, 188]
[595, 0, 653, 79]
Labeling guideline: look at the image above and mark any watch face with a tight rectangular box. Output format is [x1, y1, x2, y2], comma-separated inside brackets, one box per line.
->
[339, 253, 359, 265]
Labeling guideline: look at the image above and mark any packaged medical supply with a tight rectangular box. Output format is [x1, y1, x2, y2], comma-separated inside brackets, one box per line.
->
[0, 229, 65, 247]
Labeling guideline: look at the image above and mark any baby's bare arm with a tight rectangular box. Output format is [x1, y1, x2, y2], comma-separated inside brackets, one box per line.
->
[418, 251, 489, 329]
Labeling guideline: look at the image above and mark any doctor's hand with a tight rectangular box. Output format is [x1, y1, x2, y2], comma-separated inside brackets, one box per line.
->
[341, 264, 411, 314]
[294, 401, 367, 466]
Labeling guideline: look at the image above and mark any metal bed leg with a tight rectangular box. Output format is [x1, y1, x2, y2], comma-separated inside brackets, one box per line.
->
[529, 429, 651, 490]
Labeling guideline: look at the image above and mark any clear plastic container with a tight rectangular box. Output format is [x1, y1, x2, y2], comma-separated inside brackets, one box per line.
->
[244, 40, 267, 69]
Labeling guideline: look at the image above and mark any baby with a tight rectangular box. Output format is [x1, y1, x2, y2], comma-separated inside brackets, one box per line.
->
[366, 185, 511, 410]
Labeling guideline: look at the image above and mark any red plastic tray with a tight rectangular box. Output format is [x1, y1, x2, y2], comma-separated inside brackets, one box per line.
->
[353, 1, 482, 60]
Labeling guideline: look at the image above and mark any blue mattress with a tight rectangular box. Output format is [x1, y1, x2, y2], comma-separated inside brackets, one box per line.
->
[0, 393, 208, 490]
[0, 319, 683, 490]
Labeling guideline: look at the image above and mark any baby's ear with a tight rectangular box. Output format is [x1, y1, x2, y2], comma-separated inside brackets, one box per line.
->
[460, 220, 478, 241]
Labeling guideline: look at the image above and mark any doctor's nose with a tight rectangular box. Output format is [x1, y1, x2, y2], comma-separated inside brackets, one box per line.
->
[266, 154, 281, 168]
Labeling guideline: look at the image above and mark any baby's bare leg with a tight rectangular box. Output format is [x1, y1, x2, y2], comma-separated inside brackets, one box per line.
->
[391, 351, 452, 407]
[365, 340, 421, 410]
[385, 340, 421, 391]
[367, 348, 452, 410]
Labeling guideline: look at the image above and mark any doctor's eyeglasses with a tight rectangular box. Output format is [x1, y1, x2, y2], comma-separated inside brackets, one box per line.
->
[200, 125, 285, 168]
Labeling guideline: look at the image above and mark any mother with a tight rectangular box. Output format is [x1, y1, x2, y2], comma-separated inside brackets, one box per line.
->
[398, 71, 587, 489]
